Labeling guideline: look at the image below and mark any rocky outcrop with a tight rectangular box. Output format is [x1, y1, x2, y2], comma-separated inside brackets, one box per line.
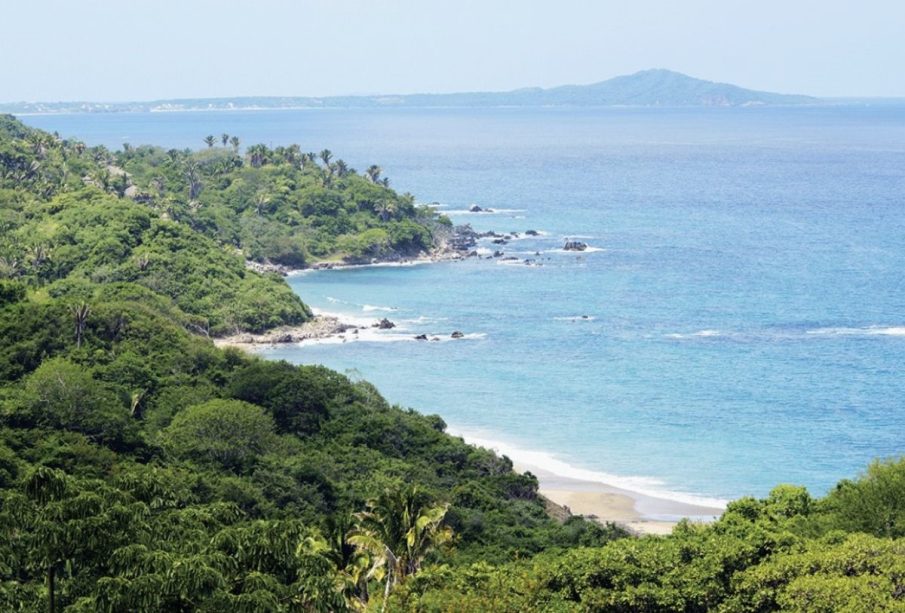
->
[245, 259, 294, 276]
[373, 318, 396, 329]
[563, 240, 588, 252]
[451, 331, 464, 339]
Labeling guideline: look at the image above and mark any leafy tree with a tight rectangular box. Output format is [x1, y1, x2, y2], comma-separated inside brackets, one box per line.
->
[160, 399, 278, 471]
[349, 484, 452, 607]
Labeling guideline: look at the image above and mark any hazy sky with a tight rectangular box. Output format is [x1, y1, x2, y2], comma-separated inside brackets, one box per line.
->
[3, 0, 903, 102]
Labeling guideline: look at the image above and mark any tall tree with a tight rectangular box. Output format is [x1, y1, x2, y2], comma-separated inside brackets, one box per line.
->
[203, 135, 216, 148]
[348, 485, 452, 609]
[70, 302, 90, 348]
[365, 165, 382, 183]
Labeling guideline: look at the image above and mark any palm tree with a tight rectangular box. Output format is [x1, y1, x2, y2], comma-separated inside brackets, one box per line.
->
[365, 165, 382, 183]
[247, 144, 268, 168]
[221, 133, 230, 147]
[0, 256, 20, 279]
[229, 136, 240, 152]
[334, 159, 349, 178]
[319, 149, 333, 167]
[375, 199, 397, 222]
[70, 303, 91, 348]
[348, 485, 452, 609]
[253, 191, 271, 216]
[184, 160, 203, 200]
[203, 135, 216, 148]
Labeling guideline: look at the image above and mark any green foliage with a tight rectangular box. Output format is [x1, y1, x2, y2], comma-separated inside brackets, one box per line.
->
[160, 399, 278, 471]
[821, 457, 905, 538]
[1, 114, 902, 611]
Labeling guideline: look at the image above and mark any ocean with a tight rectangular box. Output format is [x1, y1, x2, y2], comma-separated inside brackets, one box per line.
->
[23, 105, 905, 508]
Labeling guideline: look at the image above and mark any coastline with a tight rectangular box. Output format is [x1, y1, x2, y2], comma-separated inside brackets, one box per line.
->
[226, 251, 730, 536]
[451, 429, 726, 536]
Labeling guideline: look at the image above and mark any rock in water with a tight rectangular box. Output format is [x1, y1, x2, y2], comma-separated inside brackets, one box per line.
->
[414, 334, 428, 341]
[468, 204, 483, 212]
[563, 240, 588, 251]
[451, 331, 465, 339]
[373, 318, 396, 329]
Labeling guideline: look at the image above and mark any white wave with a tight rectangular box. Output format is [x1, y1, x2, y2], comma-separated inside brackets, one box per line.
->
[554, 315, 597, 322]
[448, 428, 728, 512]
[444, 208, 526, 215]
[807, 326, 905, 337]
[545, 246, 606, 254]
[496, 258, 541, 267]
[399, 315, 449, 325]
[362, 304, 398, 313]
[300, 330, 486, 346]
[665, 329, 722, 339]
[310, 307, 377, 328]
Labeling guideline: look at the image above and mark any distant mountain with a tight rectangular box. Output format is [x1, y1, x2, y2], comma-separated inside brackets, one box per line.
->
[1, 69, 817, 114]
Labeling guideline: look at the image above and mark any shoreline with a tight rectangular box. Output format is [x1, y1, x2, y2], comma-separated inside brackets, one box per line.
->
[229, 242, 729, 536]
[451, 429, 726, 536]
[213, 306, 483, 351]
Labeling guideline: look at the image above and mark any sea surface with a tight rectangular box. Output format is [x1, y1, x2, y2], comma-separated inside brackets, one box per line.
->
[24, 105, 905, 507]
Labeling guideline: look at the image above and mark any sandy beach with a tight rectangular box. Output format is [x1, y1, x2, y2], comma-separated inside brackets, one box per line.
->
[452, 430, 726, 536]
[519, 462, 724, 535]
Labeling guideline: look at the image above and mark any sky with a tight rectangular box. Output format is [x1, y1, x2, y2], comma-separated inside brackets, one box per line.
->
[2, 0, 904, 102]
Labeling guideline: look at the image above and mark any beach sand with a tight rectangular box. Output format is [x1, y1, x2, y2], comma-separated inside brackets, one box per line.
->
[512, 462, 724, 536]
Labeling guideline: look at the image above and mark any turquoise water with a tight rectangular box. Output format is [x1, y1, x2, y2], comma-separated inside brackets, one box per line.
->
[24, 106, 905, 505]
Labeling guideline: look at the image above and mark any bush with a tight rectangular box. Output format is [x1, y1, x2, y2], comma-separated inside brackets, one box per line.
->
[160, 399, 277, 471]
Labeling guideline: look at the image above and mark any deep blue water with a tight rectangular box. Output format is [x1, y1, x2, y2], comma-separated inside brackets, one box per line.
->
[23, 106, 905, 505]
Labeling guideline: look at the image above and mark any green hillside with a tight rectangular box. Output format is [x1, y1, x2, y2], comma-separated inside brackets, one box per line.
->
[0, 116, 902, 612]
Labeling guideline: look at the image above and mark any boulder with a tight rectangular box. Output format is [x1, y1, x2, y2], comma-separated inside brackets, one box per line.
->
[492, 238, 507, 245]
[468, 204, 483, 212]
[492, 250, 504, 258]
[373, 318, 396, 329]
[563, 240, 588, 252]
[414, 334, 428, 341]
[451, 331, 465, 339]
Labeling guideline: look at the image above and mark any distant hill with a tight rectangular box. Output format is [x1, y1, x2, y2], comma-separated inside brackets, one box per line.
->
[1, 69, 817, 114]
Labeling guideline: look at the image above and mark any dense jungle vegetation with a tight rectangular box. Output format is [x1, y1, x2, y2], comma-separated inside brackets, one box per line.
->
[0, 115, 902, 611]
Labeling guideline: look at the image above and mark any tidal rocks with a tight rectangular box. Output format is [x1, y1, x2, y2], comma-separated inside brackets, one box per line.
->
[525, 229, 539, 236]
[414, 334, 428, 341]
[492, 238, 507, 245]
[563, 240, 588, 252]
[373, 318, 396, 329]
[493, 250, 504, 258]
[468, 204, 483, 212]
[451, 331, 465, 339]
